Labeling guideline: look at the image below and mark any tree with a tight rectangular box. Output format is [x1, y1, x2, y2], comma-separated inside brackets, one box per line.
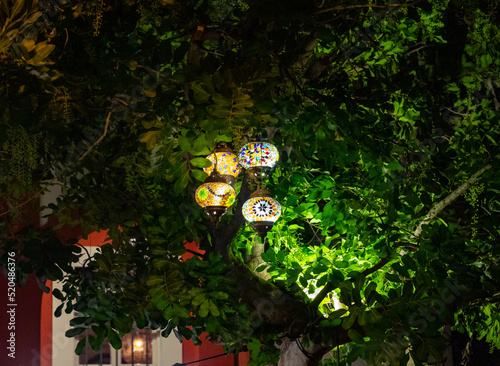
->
[1, 0, 500, 364]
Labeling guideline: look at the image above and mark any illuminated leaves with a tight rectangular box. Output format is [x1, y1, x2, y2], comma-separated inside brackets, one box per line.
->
[139, 130, 162, 150]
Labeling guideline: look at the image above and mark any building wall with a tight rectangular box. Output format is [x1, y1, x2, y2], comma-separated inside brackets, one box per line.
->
[1, 187, 250, 366]
[0, 273, 43, 366]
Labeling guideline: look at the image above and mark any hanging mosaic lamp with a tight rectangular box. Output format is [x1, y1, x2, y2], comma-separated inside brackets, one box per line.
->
[203, 142, 241, 185]
[242, 187, 282, 242]
[195, 171, 236, 225]
[238, 142, 279, 182]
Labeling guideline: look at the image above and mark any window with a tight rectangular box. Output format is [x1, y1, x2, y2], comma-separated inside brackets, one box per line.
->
[76, 327, 154, 366]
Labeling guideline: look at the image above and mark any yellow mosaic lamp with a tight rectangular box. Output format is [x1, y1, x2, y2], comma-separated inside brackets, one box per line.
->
[242, 187, 281, 241]
[195, 171, 236, 225]
[203, 142, 241, 185]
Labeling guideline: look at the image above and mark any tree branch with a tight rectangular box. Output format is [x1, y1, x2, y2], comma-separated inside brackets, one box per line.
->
[232, 261, 311, 334]
[212, 173, 251, 260]
[201, 172, 313, 335]
[413, 164, 492, 238]
[311, 257, 390, 309]
[486, 77, 500, 111]
[315, 2, 419, 15]
[78, 110, 112, 161]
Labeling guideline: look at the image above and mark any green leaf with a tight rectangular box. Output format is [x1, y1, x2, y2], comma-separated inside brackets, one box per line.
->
[96, 257, 111, 272]
[401, 255, 418, 271]
[178, 135, 191, 152]
[107, 328, 122, 350]
[192, 294, 206, 306]
[161, 320, 175, 337]
[215, 134, 232, 143]
[365, 282, 378, 306]
[173, 304, 191, 318]
[135, 312, 147, 329]
[11, 0, 25, 19]
[212, 94, 232, 107]
[365, 309, 382, 323]
[139, 130, 162, 150]
[208, 300, 220, 317]
[190, 157, 212, 168]
[329, 269, 344, 285]
[163, 305, 173, 319]
[387, 161, 405, 171]
[52, 288, 65, 300]
[192, 82, 211, 104]
[330, 308, 347, 319]
[357, 310, 368, 326]
[335, 260, 349, 268]
[75, 337, 86, 355]
[69, 317, 88, 326]
[112, 315, 133, 333]
[422, 178, 441, 195]
[210, 291, 229, 300]
[316, 274, 327, 287]
[322, 200, 334, 221]
[392, 262, 409, 278]
[199, 299, 209, 317]
[151, 292, 170, 310]
[65, 327, 86, 338]
[233, 94, 254, 108]
[247, 338, 261, 353]
[348, 329, 365, 344]
[208, 106, 231, 119]
[342, 311, 357, 329]
[174, 170, 190, 193]
[152, 258, 169, 269]
[54, 303, 63, 318]
[146, 275, 164, 286]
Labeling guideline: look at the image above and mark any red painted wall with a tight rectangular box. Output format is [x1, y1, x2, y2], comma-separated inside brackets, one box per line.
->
[1, 196, 42, 366]
[0, 273, 43, 366]
[183, 333, 251, 366]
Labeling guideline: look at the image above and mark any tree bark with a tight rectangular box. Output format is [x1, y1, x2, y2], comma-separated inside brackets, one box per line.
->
[413, 165, 491, 238]
[277, 339, 323, 366]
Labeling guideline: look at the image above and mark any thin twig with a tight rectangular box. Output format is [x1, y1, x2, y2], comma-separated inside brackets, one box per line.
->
[405, 44, 432, 57]
[78, 111, 112, 160]
[442, 107, 470, 117]
[0, 191, 40, 218]
[0, 177, 57, 218]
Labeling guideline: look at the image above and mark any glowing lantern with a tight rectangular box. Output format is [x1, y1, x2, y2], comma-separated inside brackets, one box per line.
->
[134, 340, 144, 352]
[243, 187, 282, 241]
[195, 171, 236, 225]
[238, 142, 279, 182]
[203, 142, 241, 185]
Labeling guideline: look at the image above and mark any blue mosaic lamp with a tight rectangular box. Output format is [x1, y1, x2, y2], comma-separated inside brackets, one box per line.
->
[238, 142, 279, 183]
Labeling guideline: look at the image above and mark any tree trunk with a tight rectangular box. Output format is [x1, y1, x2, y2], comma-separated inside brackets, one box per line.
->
[277, 338, 326, 366]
